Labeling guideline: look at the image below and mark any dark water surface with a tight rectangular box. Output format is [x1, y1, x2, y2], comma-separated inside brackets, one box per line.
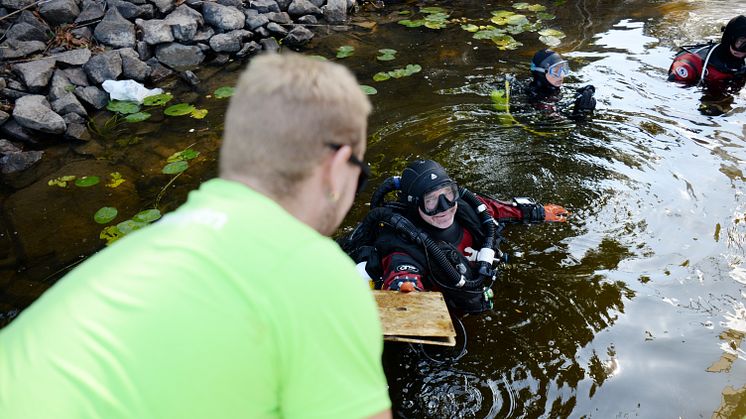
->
[2, 0, 746, 417]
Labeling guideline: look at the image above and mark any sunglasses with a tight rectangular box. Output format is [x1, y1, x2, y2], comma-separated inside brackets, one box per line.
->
[326, 143, 370, 195]
[531, 60, 571, 78]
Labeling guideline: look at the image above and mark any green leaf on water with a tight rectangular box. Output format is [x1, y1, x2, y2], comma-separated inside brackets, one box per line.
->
[507, 24, 530, 35]
[336, 45, 355, 58]
[107, 100, 140, 114]
[491, 10, 515, 18]
[513, 2, 530, 9]
[539, 35, 562, 47]
[377, 48, 397, 61]
[491, 34, 523, 50]
[538, 28, 566, 38]
[100, 225, 123, 245]
[143, 93, 173, 106]
[164, 103, 196, 116]
[116, 219, 148, 234]
[48, 175, 77, 187]
[308, 54, 328, 61]
[398, 19, 425, 27]
[162, 160, 189, 174]
[75, 176, 100, 187]
[94, 207, 118, 224]
[404, 64, 422, 75]
[167, 148, 200, 162]
[360, 85, 377, 95]
[536, 12, 556, 20]
[373, 72, 391, 82]
[133, 209, 162, 223]
[461, 24, 479, 32]
[506, 14, 529, 26]
[420, 6, 446, 14]
[398, 10, 411, 15]
[527, 4, 547, 11]
[214, 86, 235, 99]
[124, 112, 151, 123]
[190, 108, 208, 119]
[474, 28, 506, 39]
[424, 20, 447, 29]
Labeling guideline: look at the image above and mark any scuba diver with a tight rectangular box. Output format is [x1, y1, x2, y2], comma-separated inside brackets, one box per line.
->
[339, 160, 568, 314]
[524, 48, 596, 119]
[668, 15, 746, 89]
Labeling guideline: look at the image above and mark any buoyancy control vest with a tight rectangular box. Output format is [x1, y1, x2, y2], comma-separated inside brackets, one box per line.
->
[669, 43, 746, 87]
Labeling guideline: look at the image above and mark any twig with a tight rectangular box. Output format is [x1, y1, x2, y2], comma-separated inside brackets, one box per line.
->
[0, 0, 53, 23]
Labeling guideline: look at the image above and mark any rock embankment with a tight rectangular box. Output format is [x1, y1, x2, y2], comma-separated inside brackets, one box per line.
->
[0, 0, 356, 175]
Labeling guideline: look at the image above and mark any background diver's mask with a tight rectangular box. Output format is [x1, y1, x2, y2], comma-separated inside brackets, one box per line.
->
[419, 181, 460, 216]
[530, 58, 570, 78]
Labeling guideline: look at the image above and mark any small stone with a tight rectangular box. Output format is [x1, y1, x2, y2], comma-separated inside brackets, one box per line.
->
[61, 67, 90, 86]
[154, 42, 205, 70]
[180, 70, 199, 86]
[202, 2, 245, 31]
[0, 150, 43, 174]
[266, 22, 287, 36]
[6, 22, 49, 42]
[1, 88, 30, 100]
[70, 27, 93, 40]
[264, 11, 291, 23]
[39, 0, 80, 26]
[259, 37, 280, 53]
[254, 26, 270, 38]
[0, 40, 46, 60]
[75, 0, 105, 24]
[209, 32, 242, 53]
[283, 25, 313, 47]
[236, 40, 261, 58]
[249, 0, 279, 13]
[51, 92, 87, 116]
[11, 59, 56, 93]
[94, 7, 136, 48]
[136, 18, 174, 45]
[150, 0, 175, 14]
[83, 51, 123, 85]
[48, 70, 74, 102]
[0, 119, 37, 145]
[210, 53, 230, 65]
[74, 86, 109, 109]
[65, 123, 91, 141]
[0, 110, 9, 124]
[0, 139, 22, 155]
[245, 13, 268, 30]
[297, 14, 317, 24]
[49, 48, 92, 66]
[12, 95, 66, 134]
[62, 112, 86, 124]
[164, 5, 204, 42]
[321, 0, 345, 24]
[146, 58, 174, 82]
[288, 0, 320, 17]
[119, 48, 152, 81]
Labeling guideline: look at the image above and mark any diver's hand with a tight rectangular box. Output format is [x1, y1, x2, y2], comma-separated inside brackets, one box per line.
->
[543, 204, 569, 222]
[573, 85, 596, 114]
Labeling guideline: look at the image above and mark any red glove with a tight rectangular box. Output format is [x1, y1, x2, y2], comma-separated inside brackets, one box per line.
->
[544, 204, 568, 222]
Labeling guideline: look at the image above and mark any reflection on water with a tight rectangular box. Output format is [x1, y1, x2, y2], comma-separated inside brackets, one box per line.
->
[2, 0, 746, 417]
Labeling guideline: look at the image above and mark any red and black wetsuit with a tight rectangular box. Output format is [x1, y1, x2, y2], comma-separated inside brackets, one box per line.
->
[668, 43, 746, 88]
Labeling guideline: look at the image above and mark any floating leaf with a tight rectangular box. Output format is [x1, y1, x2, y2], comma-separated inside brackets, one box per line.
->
[308, 54, 328, 61]
[539, 35, 562, 47]
[513, 2, 530, 9]
[48, 175, 77, 187]
[190, 108, 208, 119]
[377, 48, 397, 61]
[162, 160, 189, 174]
[336, 45, 355, 58]
[491, 10, 515, 18]
[100, 225, 123, 245]
[420, 6, 446, 14]
[491, 34, 523, 50]
[474, 28, 506, 39]
[461, 24, 479, 32]
[106, 100, 140, 114]
[133, 209, 162, 223]
[94, 207, 118, 224]
[164, 103, 196, 116]
[536, 12, 555, 20]
[125, 112, 151, 123]
[116, 219, 148, 234]
[167, 148, 200, 162]
[214, 86, 235, 99]
[507, 24, 529, 35]
[424, 20, 447, 29]
[507, 14, 529, 25]
[75, 176, 100, 187]
[106, 172, 125, 188]
[398, 10, 411, 15]
[538, 28, 566, 38]
[373, 72, 391, 82]
[527, 4, 547, 11]
[360, 85, 377, 95]
[398, 19, 425, 27]
[404, 64, 422, 75]
[142, 93, 173, 106]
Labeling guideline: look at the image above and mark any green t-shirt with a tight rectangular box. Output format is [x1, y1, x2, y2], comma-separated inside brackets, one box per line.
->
[0, 179, 390, 418]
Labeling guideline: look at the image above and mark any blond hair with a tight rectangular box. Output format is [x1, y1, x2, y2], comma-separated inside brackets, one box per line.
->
[220, 53, 372, 197]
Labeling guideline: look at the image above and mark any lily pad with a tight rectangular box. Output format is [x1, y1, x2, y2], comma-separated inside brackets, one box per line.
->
[512, 2, 530, 9]
[360, 85, 377, 95]
[167, 148, 200, 162]
[94, 207, 118, 224]
[143, 93, 173, 106]
[398, 10, 411, 15]
[539, 35, 562, 47]
[461, 24, 479, 32]
[507, 24, 530, 35]
[48, 175, 76, 187]
[536, 12, 556, 20]
[538, 28, 566, 38]
[308, 55, 328, 61]
[125, 112, 151, 123]
[398, 19, 425, 27]
[336, 45, 355, 58]
[75, 176, 100, 187]
[100, 225, 123, 245]
[424, 20, 448, 29]
[164, 103, 196, 116]
[491, 35, 523, 50]
[404, 64, 422, 75]
[377, 48, 397, 61]
[116, 219, 148, 234]
[214, 86, 235, 98]
[527, 4, 547, 11]
[133, 209, 162, 223]
[491, 10, 515, 18]
[474, 28, 506, 39]
[162, 160, 189, 174]
[373, 72, 391, 82]
[190, 108, 208, 119]
[420, 6, 446, 14]
[106, 100, 140, 114]
[106, 172, 125, 188]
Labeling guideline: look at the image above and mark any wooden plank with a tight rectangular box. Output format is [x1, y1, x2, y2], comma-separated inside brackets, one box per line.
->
[373, 290, 456, 347]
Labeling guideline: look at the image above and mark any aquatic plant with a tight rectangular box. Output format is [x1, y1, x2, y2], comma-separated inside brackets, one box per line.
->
[360, 85, 378, 95]
[336, 45, 355, 58]
[373, 64, 422, 82]
[376, 48, 397, 61]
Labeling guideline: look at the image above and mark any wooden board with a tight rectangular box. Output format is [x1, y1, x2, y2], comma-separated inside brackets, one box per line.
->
[373, 290, 456, 347]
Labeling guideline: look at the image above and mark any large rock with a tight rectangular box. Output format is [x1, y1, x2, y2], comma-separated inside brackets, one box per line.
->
[0, 110, 9, 125]
[75, 0, 105, 24]
[283, 25, 313, 47]
[136, 18, 174, 44]
[154, 42, 204, 70]
[264, 11, 291, 24]
[297, 14, 317, 24]
[275, 0, 291, 10]
[0, 151, 43, 174]
[209, 30, 244, 53]
[13, 95, 66, 134]
[0, 40, 45, 60]
[39, 0, 80, 26]
[288, 0, 319, 17]
[266, 22, 287, 36]
[0, 139, 22, 155]
[74, 86, 109, 109]
[202, 2, 244, 31]
[94, 7, 136, 48]
[18, 9, 51, 33]
[51, 92, 87, 116]
[50, 48, 92, 66]
[307, 0, 323, 6]
[12, 59, 56, 93]
[0, 120, 37, 145]
[48, 70, 74, 102]
[61, 67, 90, 86]
[150, 0, 175, 14]
[321, 0, 345, 23]
[83, 50, 123, 84]
[164, 5, 203, 42]
[0, 0, 35, 10]
[192, 26, 214, 42]
[6, 22, 49, 42]
[245, 12, 268, 30]
[145, 58, 174, 82]
[259, 37, 279, 53]
[107, 0, 151, 20]
[236, 40, 261, 57]
[119, 48, 151, 81]
[249, 0, 279, 13]
[65, 123, 91, 141]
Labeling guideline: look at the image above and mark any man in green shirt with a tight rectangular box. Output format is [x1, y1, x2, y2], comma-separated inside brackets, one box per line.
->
[0, 53, 391, 419]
